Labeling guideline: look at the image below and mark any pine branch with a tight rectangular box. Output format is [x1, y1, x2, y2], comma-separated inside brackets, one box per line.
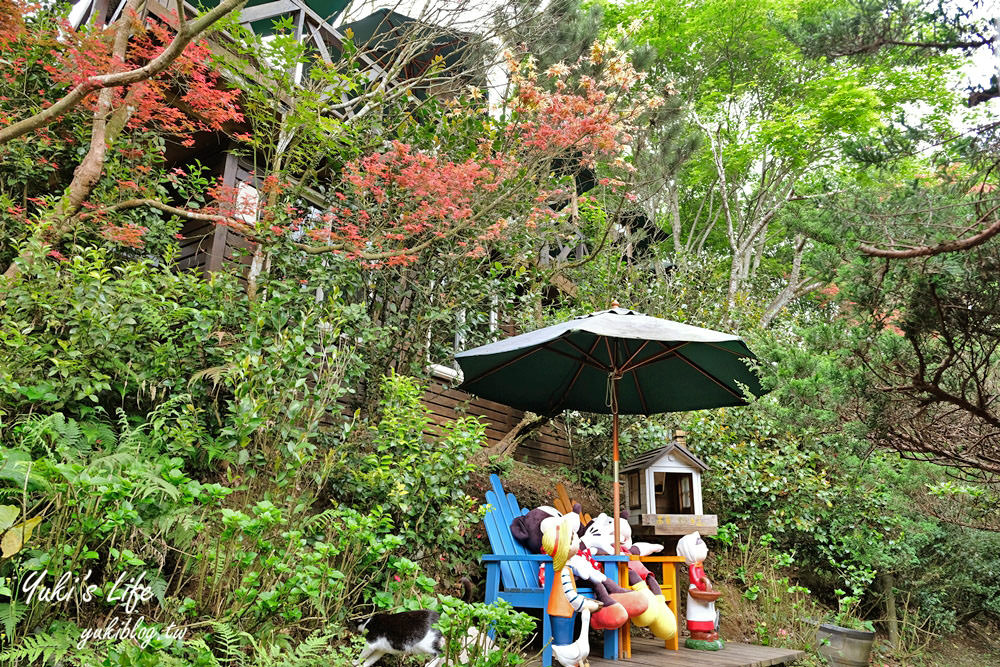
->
[859, 203, 1000, 258]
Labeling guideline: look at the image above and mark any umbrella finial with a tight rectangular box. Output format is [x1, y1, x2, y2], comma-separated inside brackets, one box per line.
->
[611, 300, 619, 308]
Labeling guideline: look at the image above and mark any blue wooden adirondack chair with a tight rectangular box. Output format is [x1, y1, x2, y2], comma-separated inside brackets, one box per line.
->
[481, 473, 628, 666]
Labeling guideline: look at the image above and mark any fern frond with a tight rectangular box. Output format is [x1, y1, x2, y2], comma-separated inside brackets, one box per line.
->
[0, 603, 25, 640]
[0, 630, 73, 664]
[292, 630, 334, 659]
[209, 621, 251, 667]
[190, 366, 232, 389]
[86, 451, 139, 470]
[136, 474, 180, 502]
[302, 509, 341, 536]
[184, 638, 224, 667]
[249, 630, 337, 667]
[114, 409, 150, 453]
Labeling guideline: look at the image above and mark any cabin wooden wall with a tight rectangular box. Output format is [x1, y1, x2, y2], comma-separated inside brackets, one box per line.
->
[176, 153, 255, 277]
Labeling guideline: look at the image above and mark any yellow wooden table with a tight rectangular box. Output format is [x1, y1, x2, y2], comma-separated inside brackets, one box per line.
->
[618, 555, 685, 657]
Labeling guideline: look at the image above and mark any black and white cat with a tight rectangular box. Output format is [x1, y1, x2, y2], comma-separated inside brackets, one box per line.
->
[352, 579, 493, 667]
[353, 610, 444, 667]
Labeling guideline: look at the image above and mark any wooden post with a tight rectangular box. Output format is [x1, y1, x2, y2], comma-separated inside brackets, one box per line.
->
[613, 407, 626, 658]
[207, 153, 238, 274]
[613, 409, 620, 553]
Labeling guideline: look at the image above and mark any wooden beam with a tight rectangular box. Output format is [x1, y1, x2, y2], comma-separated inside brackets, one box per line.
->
[207, 152, 239, 274]
[238, 0, 297, 23]
[637, 513, 718, 535]
[309, 20, 332, 63]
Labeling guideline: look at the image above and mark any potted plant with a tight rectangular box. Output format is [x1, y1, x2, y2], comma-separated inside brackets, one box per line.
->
[816, 592, 876, 667]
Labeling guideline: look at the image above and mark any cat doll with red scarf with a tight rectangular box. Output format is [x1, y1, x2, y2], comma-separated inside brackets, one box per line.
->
[581, 512, 677, 641]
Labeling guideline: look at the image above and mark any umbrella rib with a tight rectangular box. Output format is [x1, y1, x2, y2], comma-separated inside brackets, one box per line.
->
[544, 336, 602, 414]
[670, 348, 745, 401]
[540, 340, 608, 371]
[622, 342, 689, 373]
[620, 340, 650, 372]
[704, 341, 753, 357]
[560, 338, 611, 371]
[462, 345, 546, 385]
[630, 368, 649, 413]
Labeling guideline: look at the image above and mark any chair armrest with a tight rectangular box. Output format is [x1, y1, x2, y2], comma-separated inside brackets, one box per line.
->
[479, 554, 631, 564]
[481, 554, 553, 562]
[592, 554, 630, 564]
[629, 555, 686, 563]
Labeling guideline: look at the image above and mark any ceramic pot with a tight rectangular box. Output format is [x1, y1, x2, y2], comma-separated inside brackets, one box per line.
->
[817, 623, 875, 667]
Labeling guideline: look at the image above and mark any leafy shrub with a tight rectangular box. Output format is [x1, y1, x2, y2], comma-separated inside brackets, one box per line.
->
[712, 524, 826, 653]
[435, 598, 536, 667]
[330, 374, 485, 555]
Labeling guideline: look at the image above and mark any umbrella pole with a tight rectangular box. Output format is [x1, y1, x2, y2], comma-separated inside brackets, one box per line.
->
[613, 406, 631, 659]
[613, 409, 620, 554]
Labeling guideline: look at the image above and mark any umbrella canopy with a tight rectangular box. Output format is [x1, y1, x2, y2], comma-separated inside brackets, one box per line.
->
[456, 306, 765, 416]
[455, 305, 767, 555]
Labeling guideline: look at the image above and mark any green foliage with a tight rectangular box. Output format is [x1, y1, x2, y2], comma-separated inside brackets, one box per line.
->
[686, 407, 881, 593]
[0, 247, 529, 663]
[0, 248, 228, 417]
[713, 525, 824, 650]
[486, 455, 514, 477]
[828, 590, 875, 633]
[435, 598, 536, 667]
[1, 0, 995, 662]
[330, 374, 484, 555]
[0, 629, 74, 664]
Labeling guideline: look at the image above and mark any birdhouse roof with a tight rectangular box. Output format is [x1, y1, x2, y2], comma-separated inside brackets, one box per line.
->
[621, 441, 709, 472]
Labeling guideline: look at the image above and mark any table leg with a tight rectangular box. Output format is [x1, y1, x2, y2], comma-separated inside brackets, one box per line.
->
[618, 563, 631, 658]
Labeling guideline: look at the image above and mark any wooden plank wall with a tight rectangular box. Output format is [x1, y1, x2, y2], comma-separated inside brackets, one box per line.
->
[421, 381, 572, 467]
[175, 218, 218, 275]
[328, 381, 573, 466]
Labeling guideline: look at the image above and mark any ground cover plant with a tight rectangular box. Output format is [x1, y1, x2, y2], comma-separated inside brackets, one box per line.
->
[1, 0, 998, 663]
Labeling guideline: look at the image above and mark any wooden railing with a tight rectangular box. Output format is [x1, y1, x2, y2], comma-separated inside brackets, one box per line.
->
[75, 0, 385, 85]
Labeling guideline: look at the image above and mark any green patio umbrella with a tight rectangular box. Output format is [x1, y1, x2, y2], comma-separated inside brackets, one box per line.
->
[455, 304, 767, 552]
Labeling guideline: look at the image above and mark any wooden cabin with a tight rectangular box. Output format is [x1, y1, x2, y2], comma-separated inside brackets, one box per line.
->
[67, 0, 588, 469]
[621, 432, 718, 536]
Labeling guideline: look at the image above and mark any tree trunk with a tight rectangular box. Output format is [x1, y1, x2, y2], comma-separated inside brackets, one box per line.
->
[669, 184, 682, 256]
[882, 573, 899, 649]
[481, 412, 549, 460]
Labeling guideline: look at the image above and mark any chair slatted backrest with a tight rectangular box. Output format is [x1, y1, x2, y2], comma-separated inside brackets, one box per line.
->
[483, 474, 538, 591]
[554, 483, 591, 525]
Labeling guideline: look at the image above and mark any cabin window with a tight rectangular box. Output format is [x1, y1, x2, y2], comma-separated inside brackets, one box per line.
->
[654, 471, 696, 514]
[234, 182, 260, 224]
[627, 472, 640, 510]
[680, 475, 693, 512]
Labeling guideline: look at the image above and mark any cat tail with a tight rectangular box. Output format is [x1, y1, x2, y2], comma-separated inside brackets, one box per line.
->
[459, 577, 476, 603]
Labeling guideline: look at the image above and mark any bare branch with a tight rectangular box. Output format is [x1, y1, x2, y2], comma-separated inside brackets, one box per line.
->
[836, 35, 996, 58]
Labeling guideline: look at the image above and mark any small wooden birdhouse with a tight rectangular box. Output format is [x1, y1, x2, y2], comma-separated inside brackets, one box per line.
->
[621, 431, 718, 536]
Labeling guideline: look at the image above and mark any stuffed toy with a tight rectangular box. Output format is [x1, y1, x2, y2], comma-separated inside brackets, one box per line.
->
[677, 531, 723, 650]
[581, 512, 676, 641]
[511, 506, 647, 630]
[541, 513, 603, 667]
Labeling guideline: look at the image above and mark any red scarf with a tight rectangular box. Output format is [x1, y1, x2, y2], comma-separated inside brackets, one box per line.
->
[538, 547, 602, 586]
